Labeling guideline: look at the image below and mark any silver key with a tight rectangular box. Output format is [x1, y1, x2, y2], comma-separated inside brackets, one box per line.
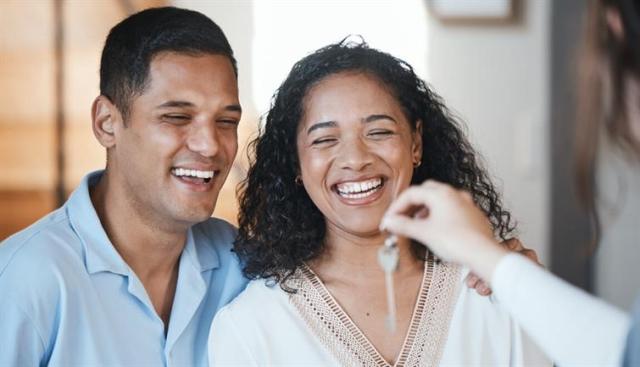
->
[377, 234, 399, 333]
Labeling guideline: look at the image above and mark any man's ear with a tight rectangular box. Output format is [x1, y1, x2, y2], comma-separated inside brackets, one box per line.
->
[412, 120, 423, 164]
[91, 95, 121, 148]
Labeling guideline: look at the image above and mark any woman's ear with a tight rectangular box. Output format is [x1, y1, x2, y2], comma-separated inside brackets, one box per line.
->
[606, 7, 624, 41]
[412, 120, 423, 165]
[91, 95, 121, 149]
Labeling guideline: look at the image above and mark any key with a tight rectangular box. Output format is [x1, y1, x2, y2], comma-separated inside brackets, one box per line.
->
[377, 234, 399, 333]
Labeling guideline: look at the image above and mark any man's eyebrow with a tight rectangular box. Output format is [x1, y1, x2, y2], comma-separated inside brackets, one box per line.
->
[155, 100, 195, 109]
[307, 120, 337, 135]
[363, 114, 397, 123]
[155, 101, 242, 114]
[225, 104, 242, 113]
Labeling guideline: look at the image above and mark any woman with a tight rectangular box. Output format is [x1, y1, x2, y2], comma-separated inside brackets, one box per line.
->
[381, 0, 637, 366]
[208, 40, 549, 366]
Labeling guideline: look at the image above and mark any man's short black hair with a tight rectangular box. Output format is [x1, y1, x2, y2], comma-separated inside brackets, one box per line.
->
[99, 6, 237, 121]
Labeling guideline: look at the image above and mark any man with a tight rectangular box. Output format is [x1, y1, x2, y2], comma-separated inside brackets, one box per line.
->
[0, 7, 246, 366]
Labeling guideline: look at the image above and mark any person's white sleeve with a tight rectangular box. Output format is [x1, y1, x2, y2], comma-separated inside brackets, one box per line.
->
[208, 307, 257, 367]
[492, 253, 631, 367]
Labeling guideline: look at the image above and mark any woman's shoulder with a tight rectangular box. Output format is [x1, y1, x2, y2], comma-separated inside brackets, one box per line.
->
[210, 278, 292, 348]
[218, 278, 287, 315]
[209, 279, 292, 365]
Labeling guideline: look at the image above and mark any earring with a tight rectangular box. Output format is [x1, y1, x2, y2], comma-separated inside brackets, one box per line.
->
[295, 175, 303, 185]
[413, 159, 422, 168]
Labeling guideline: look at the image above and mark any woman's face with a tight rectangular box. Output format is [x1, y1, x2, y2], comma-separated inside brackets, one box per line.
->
[296, 72, 422, 238]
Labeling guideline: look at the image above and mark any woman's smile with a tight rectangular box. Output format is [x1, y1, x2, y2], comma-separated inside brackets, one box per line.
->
[332, 176, 386, 204]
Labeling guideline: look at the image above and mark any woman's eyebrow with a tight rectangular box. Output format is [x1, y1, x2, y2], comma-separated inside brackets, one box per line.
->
[307, 120, 337, 135]
[363, 114, 397, 123]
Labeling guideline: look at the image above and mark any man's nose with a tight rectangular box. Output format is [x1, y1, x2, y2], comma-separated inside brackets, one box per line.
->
[187, 122, 220, 158]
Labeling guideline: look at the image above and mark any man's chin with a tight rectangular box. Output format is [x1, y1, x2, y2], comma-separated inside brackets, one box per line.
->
[171, 203, 216, 226]
[173, 191, 219, 213]
[188, 207, 216, 223]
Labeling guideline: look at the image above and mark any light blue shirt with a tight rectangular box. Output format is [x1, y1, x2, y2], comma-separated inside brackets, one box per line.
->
[0, 171, 248, 366]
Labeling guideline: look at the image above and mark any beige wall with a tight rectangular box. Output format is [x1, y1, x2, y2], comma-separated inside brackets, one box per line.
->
[426, 0, 552, 263]
[0, 0, 164, 239]
[0, 2, 56, 191]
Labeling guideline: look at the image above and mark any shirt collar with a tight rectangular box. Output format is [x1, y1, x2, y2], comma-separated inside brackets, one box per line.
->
[67, 170, 129, 275]
[186, 223, 220, 272]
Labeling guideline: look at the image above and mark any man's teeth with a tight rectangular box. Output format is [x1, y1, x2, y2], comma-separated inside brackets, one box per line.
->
[336, 178, 383, 197]
[172, 168, 215, 179]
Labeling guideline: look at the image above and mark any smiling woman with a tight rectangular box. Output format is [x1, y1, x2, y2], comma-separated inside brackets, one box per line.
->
[296, 72, 421, 239]
[237, 39, 515, 286]
[207, 39, 550, 366]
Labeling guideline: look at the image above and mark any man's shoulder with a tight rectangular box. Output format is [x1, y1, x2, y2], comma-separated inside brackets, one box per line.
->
[0, 207, 85, 309]
[0, 207, 79, 276]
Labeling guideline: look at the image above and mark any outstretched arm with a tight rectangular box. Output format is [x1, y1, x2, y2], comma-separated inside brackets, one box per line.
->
[382, 180, 630, 366]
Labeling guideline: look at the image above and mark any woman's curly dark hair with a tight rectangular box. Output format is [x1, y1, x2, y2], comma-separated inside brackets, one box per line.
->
[236, 39, 516, 286]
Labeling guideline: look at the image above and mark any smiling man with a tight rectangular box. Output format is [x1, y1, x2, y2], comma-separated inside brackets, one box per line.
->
[0, 7, 247, 366]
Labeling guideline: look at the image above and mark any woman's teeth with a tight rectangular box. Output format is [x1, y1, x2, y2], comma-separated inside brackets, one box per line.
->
[336, 178, 383, 199]
[172, 168, 215, 183]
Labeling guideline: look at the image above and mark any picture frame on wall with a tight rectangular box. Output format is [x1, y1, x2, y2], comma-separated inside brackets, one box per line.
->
[428, 0, 517, 24]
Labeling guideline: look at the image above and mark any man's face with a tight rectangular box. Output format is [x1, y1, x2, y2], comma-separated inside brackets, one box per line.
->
[109, 52, 241, 230]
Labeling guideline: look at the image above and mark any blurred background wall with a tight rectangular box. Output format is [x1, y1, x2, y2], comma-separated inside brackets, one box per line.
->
[1, 0, 638, 310]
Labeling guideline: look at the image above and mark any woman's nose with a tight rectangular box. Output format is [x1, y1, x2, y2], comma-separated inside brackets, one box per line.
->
[337, 138, 374, 171]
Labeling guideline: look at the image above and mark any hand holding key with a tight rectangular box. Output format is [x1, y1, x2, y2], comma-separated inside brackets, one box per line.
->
[380, 180, 507, 284]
